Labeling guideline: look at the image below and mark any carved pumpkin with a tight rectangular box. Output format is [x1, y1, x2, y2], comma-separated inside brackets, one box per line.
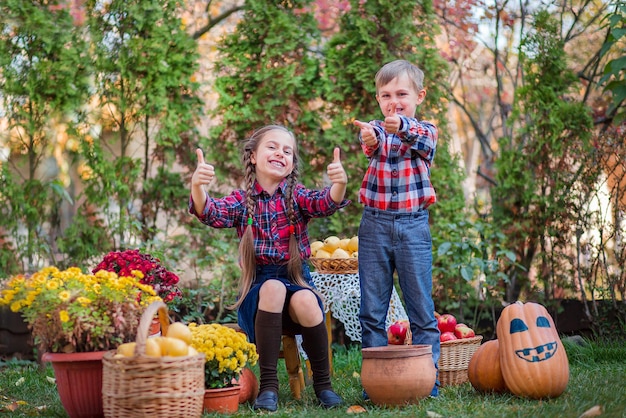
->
[468, 339, 508, 393]
[496, 301, 569, 399]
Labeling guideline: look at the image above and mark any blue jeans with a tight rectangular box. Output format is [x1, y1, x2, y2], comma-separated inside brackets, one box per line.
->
[358, 207, 440, 372]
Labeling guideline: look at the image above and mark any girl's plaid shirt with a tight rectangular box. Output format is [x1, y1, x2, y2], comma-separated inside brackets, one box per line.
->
[190, 179, 349, 265]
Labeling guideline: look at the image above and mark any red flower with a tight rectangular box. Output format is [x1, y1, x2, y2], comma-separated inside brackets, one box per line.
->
[93, 249, 182, 302]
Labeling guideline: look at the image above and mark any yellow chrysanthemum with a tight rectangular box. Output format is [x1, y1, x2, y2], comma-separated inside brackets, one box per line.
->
[188, 322, 258, 388]
[46, 280, 60, 290]
[131, 270, 145, 279]
[1, 264, 161, 353]
[1, 289, 16, 303]
[140, 295, 162, 307]
[59, 310, 70, 323]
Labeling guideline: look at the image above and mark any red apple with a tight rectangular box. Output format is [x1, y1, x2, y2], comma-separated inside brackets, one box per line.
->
[387, 320, 410, 345]
[437, 314, 457, 333]
[440, 331, 457, 342]
[454, 325, 475, 339]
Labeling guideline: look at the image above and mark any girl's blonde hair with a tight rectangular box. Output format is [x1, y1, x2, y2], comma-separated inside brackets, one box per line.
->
[232, 125, 313, 308]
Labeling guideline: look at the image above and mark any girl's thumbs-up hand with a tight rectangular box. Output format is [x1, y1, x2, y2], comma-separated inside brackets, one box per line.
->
[327, 147, 347, 185]
[191, 148, 215, 188]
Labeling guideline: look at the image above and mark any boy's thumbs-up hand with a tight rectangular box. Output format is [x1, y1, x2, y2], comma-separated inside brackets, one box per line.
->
[191, 148, 215, 188]
[353, 119, 377, 147]
[383, 102, 401, 134]
[327, 147, 347, 185]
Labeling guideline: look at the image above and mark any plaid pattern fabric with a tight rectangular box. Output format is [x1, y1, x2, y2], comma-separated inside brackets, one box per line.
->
[190, 179, 348, 265]
[359, 116, 438, 212]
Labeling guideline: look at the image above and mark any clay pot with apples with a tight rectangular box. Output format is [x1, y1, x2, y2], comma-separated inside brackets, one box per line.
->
[361, 345, 436, 406]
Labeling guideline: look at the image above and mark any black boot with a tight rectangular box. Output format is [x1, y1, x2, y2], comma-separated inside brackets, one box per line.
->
[253, 310, 282, 411]
[300, 321, 344, 408]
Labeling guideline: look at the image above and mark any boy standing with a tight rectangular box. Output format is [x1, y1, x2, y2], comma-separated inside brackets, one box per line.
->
[353, 59, 440, 397]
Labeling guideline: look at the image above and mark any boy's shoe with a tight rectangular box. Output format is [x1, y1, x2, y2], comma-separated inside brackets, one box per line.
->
[253, 390, 278, 411]
[317, 390, 344, 408]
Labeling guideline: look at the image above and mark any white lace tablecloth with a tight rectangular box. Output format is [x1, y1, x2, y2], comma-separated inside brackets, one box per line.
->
[311, 272, 408, 342]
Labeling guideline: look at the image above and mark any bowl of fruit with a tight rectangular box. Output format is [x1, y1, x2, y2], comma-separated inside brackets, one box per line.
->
[309, 235, 359, 274]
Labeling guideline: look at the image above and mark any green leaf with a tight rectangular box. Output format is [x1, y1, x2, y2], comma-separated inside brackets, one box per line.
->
[437, 242, 452, 256]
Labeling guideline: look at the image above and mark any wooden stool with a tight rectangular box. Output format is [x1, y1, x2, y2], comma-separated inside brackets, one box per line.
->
[281, 335, 306, 399]
[280, 311, 333, 400]
[227, 312, 333, 400]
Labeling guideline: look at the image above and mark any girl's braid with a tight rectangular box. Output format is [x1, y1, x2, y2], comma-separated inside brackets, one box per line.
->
[285, 168, 307, 288]
[231, 146, 257, 309]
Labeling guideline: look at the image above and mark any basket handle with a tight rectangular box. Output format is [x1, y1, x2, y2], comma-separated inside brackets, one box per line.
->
[134, 300, 170, 356]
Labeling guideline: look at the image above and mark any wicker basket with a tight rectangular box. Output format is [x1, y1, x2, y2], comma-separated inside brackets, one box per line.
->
[438, 335, 483, 386]
[309, 257, 358, 274]
[102, 301, 206, 418]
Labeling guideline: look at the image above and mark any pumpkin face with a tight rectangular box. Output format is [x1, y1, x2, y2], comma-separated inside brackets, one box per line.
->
[496, 301, 569, 399]
[468, 339, 508, 393]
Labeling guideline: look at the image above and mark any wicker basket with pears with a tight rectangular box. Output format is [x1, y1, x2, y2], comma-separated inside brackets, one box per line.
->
[309, 235, 358, 274]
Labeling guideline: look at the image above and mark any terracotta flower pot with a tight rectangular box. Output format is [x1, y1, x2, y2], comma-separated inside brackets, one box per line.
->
[203, 386, 241, 414]
[42, 351, 106, 418]
[234, 367, 258, 404]
[149, 318, 161, 336]
[361, 344, 436, 406]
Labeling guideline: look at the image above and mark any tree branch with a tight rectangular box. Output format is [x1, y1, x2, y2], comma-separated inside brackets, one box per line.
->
[192, 5, 244, 40]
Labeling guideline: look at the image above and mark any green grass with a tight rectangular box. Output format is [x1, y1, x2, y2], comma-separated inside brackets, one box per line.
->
[1, 339, 625, 417]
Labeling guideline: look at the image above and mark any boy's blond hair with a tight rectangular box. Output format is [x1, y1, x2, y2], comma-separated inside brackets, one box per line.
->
[375, 59, 424, 94]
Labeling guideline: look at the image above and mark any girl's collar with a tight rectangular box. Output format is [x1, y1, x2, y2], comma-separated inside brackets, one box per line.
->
[252, 178, 288, 197]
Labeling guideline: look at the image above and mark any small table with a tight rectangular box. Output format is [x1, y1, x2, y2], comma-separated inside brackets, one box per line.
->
[311, 272, 408, 342]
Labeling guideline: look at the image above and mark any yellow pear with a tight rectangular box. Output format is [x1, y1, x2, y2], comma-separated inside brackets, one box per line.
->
[156, 337, 189, 357]
[351, 251, 358, 258]
[310, 240, 324, 256]
[347, 236, 359, 253]
[339, 238, 351, 250]
[315, 249, 331, 259]
[320, 244, 334, 254]
[187, 346, 199, 356]
[166, 322, 193, 345]
[116, 342, 137, 357]
[145, 337, 162, 357]
[323, 236, 341, 252]
[331, 248, 350, 259]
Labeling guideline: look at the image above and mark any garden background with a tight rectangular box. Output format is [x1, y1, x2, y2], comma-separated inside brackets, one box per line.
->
[0, 0, 625, 349]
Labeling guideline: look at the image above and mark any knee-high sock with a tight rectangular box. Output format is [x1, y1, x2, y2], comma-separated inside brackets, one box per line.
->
[300, 321, 332, 395]
[254, 310, 282, 394]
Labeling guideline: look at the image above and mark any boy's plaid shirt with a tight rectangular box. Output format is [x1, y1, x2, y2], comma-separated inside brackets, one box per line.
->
[359, 116, 437, 212]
